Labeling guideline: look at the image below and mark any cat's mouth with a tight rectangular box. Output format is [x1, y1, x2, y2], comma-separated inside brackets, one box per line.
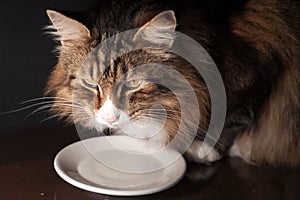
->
[102, 128, 116, 136]
[93, 114, 165, 140]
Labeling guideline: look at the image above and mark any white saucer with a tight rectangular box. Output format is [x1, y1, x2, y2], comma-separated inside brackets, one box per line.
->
[54, 136, 186, 196]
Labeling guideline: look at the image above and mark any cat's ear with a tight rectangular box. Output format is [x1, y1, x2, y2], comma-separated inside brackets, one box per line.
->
[46, 10, 91, 45]
[133, 10, 177, 49]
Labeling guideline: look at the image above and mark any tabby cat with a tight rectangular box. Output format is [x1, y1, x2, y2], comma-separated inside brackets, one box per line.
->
[45, 0, 300, 166]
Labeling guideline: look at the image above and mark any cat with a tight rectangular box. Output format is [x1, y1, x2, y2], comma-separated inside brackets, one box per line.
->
[45, 0, 300, 166]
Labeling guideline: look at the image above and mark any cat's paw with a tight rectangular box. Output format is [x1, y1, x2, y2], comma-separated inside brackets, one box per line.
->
[186, 163, 220, 181]
[228, 133, 257, 165]
[184, 141, 222, 164]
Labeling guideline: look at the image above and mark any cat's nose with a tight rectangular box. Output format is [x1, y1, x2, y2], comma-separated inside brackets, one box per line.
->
[97, 99, 121, 124]
[101, 111, 120, 123]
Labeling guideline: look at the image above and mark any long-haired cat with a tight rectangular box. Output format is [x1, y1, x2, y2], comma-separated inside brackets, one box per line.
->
[45, 0, 300, 166]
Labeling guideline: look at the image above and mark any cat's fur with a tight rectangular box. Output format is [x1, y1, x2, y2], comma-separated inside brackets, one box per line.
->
[45, 0, 300, 166]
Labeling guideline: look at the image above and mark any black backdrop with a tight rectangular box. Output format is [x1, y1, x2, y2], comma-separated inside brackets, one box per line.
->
[0, 0, 97, 131]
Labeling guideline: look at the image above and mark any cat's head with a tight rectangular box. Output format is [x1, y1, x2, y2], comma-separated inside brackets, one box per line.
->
[45, 9, 209, 148]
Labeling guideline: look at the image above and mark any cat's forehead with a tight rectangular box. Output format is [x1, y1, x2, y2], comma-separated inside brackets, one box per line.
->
[85, 48, 143, 71]
[79, 41, 174, 88]
[80, 51, 131, 85]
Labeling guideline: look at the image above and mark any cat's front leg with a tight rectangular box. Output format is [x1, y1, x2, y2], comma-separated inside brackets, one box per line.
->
[184, 141, 222, 164]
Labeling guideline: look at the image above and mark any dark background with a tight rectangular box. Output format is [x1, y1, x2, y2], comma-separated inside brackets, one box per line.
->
[0, 0, 98, 131]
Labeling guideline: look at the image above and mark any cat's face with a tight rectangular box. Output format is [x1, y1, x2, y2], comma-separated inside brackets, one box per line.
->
[45, 9, 208, 147]
[72, 50, 181, 141]
[45, 10, 184, 145]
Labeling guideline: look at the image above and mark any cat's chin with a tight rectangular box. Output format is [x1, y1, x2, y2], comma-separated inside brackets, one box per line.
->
[76, 117, 171, 150]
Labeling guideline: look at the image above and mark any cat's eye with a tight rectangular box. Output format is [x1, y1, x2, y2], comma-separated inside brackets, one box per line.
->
[81, 79, 98, 89]
[125, 79, 143, 89]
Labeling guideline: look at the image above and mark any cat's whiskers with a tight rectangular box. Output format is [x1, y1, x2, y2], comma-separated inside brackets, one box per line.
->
[52, 103, 85, 110]
[74, 116, 97, 124]
[1, 98, 83, 115]
[24, 104, 54, 119]
[168, 120, 206, 135]
[21, 96, 84, 107]
[139, 108, 181, 113]
[128, 116, 194, 147]
[172, 132, 195, 149]
[24, 101, 85, 119]
[40, 113, 68, 123]
[129, 110, 179, 125]
[137, 115, 166, 121]
[141, 112, 181, 120]
[166, 122, 207, 145]
[139, 110, 182, 119]
[141, 112, 206, 141]
[40, 109, 89, 124]
[141, 114, 168, 121]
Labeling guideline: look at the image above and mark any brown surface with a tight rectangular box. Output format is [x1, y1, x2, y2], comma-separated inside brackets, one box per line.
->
[0, 124, 300, 200]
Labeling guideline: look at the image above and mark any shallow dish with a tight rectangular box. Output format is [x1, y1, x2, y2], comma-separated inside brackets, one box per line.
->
[54, 136, 186, 196]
